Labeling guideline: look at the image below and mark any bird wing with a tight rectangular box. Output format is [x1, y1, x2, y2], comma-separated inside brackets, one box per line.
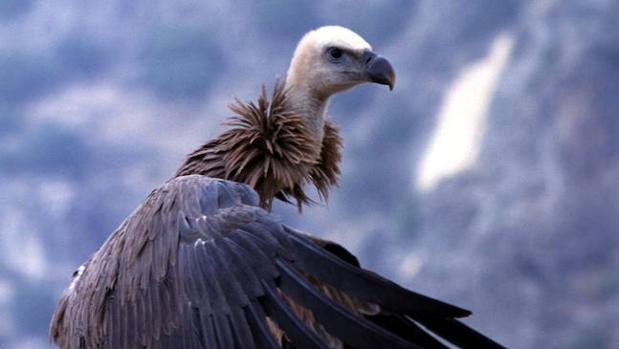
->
[50, 175, 504, 349]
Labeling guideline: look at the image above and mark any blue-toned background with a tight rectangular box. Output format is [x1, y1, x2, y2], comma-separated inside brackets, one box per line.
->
[1, 1, 618, 348]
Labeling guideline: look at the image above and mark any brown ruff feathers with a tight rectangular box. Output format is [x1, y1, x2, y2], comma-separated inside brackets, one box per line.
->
[175, 81, 343, 210]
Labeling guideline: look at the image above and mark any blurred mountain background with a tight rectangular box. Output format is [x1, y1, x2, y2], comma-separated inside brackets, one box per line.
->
[1, 1, 618, 348]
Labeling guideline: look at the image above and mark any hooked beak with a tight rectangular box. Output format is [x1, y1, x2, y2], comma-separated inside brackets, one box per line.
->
[363, 51, 396, 90]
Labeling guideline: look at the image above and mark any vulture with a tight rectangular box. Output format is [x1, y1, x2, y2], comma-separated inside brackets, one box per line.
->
[50, 26, 505, 349]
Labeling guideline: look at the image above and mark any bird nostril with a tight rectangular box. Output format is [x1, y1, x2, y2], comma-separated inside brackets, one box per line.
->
[362, 50, 376, 65]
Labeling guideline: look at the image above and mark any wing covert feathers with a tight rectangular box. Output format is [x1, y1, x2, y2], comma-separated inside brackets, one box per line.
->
[50, 176, 504, 348]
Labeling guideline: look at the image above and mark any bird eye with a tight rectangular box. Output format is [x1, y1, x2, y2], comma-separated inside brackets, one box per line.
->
[327, 47, 343, 60]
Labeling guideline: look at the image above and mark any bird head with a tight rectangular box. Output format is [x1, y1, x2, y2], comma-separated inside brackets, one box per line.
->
[286, 26, 396, 98]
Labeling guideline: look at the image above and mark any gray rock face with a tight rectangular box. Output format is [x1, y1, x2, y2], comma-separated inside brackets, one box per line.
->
[392, 1, 619, 348]
[0, 1, 617, 348]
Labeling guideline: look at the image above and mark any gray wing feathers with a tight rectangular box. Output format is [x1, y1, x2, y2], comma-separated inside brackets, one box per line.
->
[51, 175, 504, 348]
[51, 176, 272, 348]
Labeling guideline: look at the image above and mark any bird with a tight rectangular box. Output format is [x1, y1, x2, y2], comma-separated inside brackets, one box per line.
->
[50, 26, 505, 349]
